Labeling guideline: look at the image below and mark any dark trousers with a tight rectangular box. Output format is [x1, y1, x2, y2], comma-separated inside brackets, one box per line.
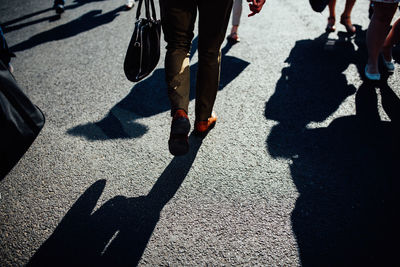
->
[160, 0, 233, 121]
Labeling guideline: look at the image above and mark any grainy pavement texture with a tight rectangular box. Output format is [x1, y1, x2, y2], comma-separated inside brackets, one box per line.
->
[1, 0, 400, 266]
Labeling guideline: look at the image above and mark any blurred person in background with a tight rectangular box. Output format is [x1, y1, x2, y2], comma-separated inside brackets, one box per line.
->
[227, 0, 243, 44]
[365, 0, 399, 80]
[52, 0, 137, 14]
[325, 0, 357, 34]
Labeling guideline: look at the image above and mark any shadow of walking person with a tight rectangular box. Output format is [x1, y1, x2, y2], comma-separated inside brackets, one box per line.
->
[1, 0, 119, 33]
[10, 6, 125, 53]
[67, 39, 250, 140]
[265, 32, 400, 266]
[27, 133, 203, 266]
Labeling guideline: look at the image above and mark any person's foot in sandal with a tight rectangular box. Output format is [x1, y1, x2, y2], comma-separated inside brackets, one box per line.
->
[326, 16, 336, 33]
[227, 25, 240, 44]
[340, 15, 356, 34]
[227, 32, 240, 44]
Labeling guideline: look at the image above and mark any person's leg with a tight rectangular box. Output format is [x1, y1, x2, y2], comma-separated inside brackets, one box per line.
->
[382, 17, 400, 63]
[196, 0, 233, 122]
[231, 0, 242, 34]
[326, 0, 336, 32]
[340, 0, 356, 33]
[366, 2, 397, 75]
[160, 0, 197, 155]
[160, 0, 197, 116]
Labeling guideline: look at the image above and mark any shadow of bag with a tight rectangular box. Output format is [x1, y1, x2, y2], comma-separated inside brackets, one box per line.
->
[124, 0, 161, 82]
[0, 61, 45, 178]
[309, 0, 330, 12]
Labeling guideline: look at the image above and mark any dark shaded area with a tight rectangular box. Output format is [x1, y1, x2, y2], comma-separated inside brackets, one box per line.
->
[2, 15, 61, 34]
[1, 0, 116, 33]
[0, 61, 45, 180]
[67, 39, 250, 140]
[10, 6, 125, 52]
[0, 129, 40, 180]
[27, 134, 203, 266]
[265, 29, 400, 266]
[1, 8, 54, 29]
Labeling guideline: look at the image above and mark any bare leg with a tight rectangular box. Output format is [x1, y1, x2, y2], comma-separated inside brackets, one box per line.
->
[366, 2, 397, 74]
[326, 0, 336, 32]
[328, 0, 336, 18]
[230, 25, 239, 35]
[342, 0, 356, 18]
[340, 0, 356, 33]
[228, 0, 242, 39]
[382, 18, 400, 62]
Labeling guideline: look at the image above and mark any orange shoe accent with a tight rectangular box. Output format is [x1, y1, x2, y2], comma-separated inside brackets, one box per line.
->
[174, 109, 188, 119]
[195, 112, 217, 133]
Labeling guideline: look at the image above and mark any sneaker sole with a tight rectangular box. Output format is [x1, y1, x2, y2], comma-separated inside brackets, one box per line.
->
[168, 135, 189, 156]
[169, 117, 190, 156]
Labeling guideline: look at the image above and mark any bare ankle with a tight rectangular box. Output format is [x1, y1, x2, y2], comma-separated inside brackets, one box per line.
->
[382, 45, 393, 61]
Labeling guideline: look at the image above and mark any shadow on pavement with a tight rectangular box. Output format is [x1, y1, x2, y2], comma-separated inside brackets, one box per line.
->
[265, 30, 400, 266]
[27, 133, 203, 266]
[10, 6, 125, 52]
[67, 39, 250, 140]
[1, 0, 115, 33]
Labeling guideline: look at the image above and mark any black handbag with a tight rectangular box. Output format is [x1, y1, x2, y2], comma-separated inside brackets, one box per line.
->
[0, 61, 45, 178]
[309, 0, 330, 12]
[124, 0, 161, 82]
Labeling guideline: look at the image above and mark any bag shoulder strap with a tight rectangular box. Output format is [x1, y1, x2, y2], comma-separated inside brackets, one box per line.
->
[135, 0, 158, 20]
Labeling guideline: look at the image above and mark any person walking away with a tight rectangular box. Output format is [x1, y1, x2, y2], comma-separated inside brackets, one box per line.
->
[365, 0, 399, 80]
[381, 17, 400, 73]
[161, 0, 266, 156]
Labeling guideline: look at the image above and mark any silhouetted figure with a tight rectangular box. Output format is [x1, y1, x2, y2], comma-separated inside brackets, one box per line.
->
[28, 135, 203, 266]
[265, 32, 399, 266]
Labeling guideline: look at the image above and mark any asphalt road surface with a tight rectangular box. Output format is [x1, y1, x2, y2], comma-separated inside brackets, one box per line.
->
[1, 0, 400, 266]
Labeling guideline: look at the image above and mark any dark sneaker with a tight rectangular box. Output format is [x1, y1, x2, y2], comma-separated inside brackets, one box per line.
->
[168, 109, 190, 156]
[53, 0, 65, 14]
[54, 4, 64, 14]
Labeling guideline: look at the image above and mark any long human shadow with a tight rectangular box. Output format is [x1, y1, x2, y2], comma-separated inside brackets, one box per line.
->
[27, 133, 203, 266]
[10, 6, 125, 52]
[265, 30, 400, 266]
[67, 38, 250, 140]
[2, 15, 61, 33]
[1, 0, 113, 33]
